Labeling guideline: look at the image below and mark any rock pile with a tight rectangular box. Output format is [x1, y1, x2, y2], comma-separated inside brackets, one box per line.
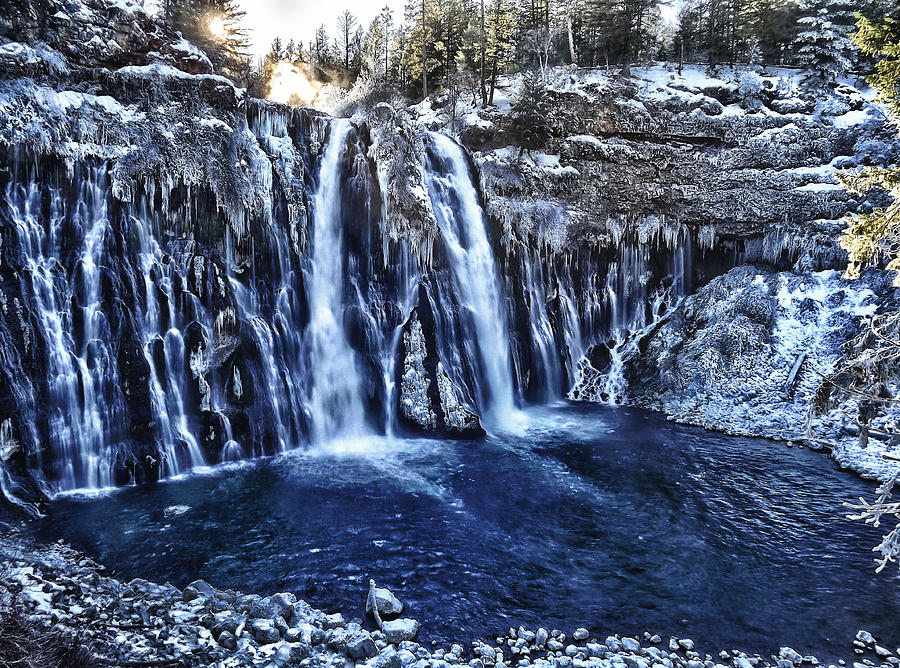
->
[1, 535, 898, 668]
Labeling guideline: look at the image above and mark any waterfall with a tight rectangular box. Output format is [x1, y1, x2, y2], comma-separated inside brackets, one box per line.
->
[5, 168, 124, 490]
[134, 216, 205, 479]
[306, 120, 369, 443]
[425, 133, 518, 428]
[0, 98, 735, 498]
[569, 223, 695, 405]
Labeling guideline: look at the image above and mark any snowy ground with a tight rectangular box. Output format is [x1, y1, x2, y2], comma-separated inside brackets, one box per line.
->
[413, 62, 885, 141]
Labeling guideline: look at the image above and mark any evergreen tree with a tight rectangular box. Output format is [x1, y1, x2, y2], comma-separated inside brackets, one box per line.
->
[400, 0, 438, 98]
[312, 24, 333, 67]
[336, 10, 360, 71]
[486, 0, 515, 103]
[362, 16, 388, 81]
[793, 0, 858, 89]
[743, 0, 804, 65]
[510, 69, 553, 156]
[283, 39, 302, 63]
[840, 16, 900, 277]
[163, 0, 250, 82]
[254, 38, 285, 98]
[379, 6, 395, 84]
[581, 0, 660, 70]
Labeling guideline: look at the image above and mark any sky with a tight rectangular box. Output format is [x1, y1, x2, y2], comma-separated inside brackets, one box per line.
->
[237, 0, 407, 59]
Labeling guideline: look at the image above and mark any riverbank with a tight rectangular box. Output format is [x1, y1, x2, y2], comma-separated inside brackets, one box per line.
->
[1, 530, 896, 668]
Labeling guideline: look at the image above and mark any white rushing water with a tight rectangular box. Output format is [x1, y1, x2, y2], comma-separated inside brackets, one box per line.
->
[134, 213, 205, 479]
[426, 133, 518, 428]
[6, 170, 122, 490]
[306, 119, 370, 443]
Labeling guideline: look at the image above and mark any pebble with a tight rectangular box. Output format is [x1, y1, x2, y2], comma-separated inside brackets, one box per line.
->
[348, 632, 378, 660]
[323, 613, 345, 630]
[779, 648, 804, 665]
[623, 638, 642, 653]
[368, 584, 405, 618]
[857, 632, 876, 647]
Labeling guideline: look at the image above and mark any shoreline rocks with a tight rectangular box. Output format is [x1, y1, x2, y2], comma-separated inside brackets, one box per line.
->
[1, 533, 897, 668]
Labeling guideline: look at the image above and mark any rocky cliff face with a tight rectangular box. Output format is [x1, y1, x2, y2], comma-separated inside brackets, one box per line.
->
[1, 0, 898, 509]
[433, 67, 895, 273]
[417, 66, 899, 465]
[602, 266, 900, 480]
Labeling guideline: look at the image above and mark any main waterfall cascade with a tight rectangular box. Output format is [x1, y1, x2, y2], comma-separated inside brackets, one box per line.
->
[306, 120, 370, 443]
[0, 113, 708, 496]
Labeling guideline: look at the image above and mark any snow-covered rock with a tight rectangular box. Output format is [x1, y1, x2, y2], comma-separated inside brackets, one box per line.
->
[416, 63, 895, 275]
[621, 266, 900, 480]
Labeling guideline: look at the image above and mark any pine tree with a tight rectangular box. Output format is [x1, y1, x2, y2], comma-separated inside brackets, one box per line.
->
[581, 0, 660, 70]
[379, 6, 394, 84]
[840, 16, 900, 277]
[362, 16, 388, 82]
[401, 0, 438, 98]
[312, 24, 333, 67]
[254, 38, 285, 99]
[742, 0, 804, 66]
[510, 69, 553, 156]
[336, 10, 360, 71]
[283, 39, 301, 63]
[793, 0, 858, 89]
[486, 0, 515, 103]
[163, 0, 250, 82]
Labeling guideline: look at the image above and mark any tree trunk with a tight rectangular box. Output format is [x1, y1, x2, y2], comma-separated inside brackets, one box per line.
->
[421, 0, 428, 99]
[489, 59, 498, 106]
[567, 3, 577, 66]
[480, 0, 487, 105]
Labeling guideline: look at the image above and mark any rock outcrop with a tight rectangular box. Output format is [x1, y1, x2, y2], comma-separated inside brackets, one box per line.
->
[0, 0, 212, 73]
[423, 65, 896, 273]
[397, 309, 484, 439]
[609, 265, 900, 480]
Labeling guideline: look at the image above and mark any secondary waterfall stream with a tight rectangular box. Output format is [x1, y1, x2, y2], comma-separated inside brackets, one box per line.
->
[425, 132, 518, 428]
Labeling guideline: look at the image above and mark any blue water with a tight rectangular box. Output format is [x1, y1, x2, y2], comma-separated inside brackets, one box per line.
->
[38, 405, 900, 659]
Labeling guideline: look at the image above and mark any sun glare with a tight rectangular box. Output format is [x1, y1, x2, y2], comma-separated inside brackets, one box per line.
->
[208, 16, 229, 41]
[267, 61, 322, 107]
